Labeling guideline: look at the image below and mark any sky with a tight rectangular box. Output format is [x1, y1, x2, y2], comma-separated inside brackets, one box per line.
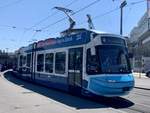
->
[0, 0, 147, 52]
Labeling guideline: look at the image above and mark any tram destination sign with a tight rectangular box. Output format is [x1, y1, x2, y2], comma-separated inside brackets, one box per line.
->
[101, 36, 126, 46]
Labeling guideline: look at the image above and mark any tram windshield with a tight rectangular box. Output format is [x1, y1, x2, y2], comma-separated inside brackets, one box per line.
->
[86, 45, 131, 74]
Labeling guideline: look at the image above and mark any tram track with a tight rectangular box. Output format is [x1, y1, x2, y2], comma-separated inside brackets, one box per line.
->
[88, 89, 150, 113]
[132, 92, 150, 98]
[123, 103, 150, 113]
[121, 89, 150, 113]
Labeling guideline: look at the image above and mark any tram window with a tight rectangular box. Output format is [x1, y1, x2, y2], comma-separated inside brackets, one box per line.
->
[19, 55, 23, 67]
[45, 53, 53, 73]
[75, 50, 83, 70]
[22, 56, 26, 66]
[86, 49, 100, 75]
[55, 52, 66, 74]
[27, 54, 31, 67]
[37, 54, 44, 72]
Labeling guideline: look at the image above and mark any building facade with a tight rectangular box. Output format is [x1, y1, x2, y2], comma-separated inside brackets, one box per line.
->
[129, 12, 150, 72]
[0, 51, 17, 71]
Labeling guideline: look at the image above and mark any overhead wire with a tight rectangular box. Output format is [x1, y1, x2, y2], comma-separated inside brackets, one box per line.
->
[77, 0, 146, 25]
[26, 0, 102, 41]
[40, 0, 102, 30]
[12, 0, 147, 49]
[0, 0, 24, 9]
[0, 0, 25, 30]
[74, 0, 146, 26]
[27, 0, 102, 43]
[0, 24, 33, 30]
[0, 0, 145, 32]
[27, 0, 79, 30]
[52, 0, 146, 35]
[25, 0, 80, 42]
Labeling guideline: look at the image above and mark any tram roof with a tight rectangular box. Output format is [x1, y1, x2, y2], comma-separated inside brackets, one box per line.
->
[18, 29, 125, 53]
[90, 29, 125, 39]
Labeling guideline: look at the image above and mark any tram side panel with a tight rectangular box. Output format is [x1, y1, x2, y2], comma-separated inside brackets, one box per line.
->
[33, 49, 69, 92]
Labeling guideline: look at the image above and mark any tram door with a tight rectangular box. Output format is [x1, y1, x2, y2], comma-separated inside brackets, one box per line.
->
[31, 52, 35, 80]
[26, 51, 34, 80]
[68, 47, 83, 94]
[26, 53, 33, 80]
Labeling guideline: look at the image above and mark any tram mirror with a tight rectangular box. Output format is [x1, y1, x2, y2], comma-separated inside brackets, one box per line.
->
[90, 47, 96, 55]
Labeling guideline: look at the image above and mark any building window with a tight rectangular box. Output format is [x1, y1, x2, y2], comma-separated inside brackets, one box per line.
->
[37, 54, 44, 72]
[27, 54, 31, 67]
[45, 53, 53, 73]
[55, 52, 66, 74]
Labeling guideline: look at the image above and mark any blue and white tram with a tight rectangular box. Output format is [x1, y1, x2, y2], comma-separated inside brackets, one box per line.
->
[15, 29, 134, 97]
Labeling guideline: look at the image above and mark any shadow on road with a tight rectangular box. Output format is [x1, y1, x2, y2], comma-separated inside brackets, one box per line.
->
[3, 71, 134, 110]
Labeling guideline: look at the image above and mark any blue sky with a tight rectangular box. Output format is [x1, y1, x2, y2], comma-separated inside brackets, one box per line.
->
[0, 0, 147, 52]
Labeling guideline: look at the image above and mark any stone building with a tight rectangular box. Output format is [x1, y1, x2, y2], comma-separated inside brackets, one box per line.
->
[129, 12, 150, 72]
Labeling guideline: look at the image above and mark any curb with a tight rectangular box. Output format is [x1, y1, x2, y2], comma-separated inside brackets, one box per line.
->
[133, 76, 148, 79]
[134, 87, 150, 90]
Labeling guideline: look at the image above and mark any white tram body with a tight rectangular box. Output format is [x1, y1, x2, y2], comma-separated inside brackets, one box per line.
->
[14, 29, 134, 97]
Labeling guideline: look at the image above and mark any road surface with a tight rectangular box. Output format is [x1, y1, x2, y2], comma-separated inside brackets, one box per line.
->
[0, 71, 150, 113]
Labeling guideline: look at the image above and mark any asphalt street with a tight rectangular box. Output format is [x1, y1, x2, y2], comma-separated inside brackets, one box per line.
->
[0, 71, 150, 113]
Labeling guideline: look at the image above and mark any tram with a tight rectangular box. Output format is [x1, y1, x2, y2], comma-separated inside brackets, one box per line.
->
[14, 7, 134, 97]
[14, 28, 134, 97]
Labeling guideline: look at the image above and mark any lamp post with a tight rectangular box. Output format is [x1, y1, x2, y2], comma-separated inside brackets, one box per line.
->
[120, 0, 127, 35]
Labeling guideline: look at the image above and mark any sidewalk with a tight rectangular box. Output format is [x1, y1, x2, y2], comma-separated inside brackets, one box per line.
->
[133, 73, 150, 90]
